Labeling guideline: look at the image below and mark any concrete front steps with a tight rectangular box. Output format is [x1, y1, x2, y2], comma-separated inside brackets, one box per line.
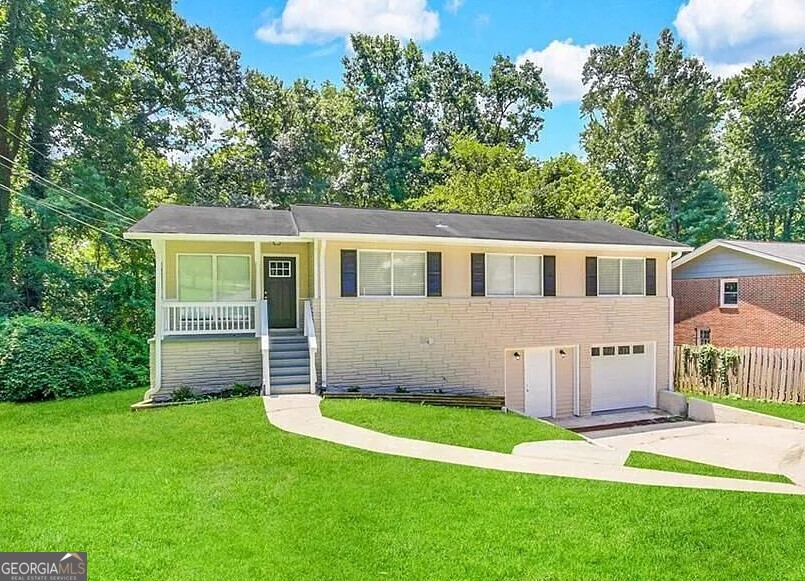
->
[268, 329, 311, 394]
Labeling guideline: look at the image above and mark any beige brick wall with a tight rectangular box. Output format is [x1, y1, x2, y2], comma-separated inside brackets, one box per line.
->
[155, 337, 261, 399]
[315, 297, 669, 416]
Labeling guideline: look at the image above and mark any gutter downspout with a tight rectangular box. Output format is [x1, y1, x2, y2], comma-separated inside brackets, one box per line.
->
[668, 251, 682, 391]
[146, 239, 165, 401]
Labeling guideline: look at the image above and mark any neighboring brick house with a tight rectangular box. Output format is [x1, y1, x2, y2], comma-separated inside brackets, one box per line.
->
[673, 240, 805, 348]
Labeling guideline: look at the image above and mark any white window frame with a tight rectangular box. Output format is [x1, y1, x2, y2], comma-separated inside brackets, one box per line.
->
[357, 249, 427, 298]
[597, 257, 646, 297]
[720, 278, 739, 308]
[176, 253, 253, 301]
[696, 327, 711, 345]
[484, 253, 544, 298]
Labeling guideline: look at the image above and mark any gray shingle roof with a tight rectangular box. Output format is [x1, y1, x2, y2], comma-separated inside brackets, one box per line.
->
[127, 205, 297, 236]
[127, 204, 688, 248]
[720, 240, 805, 266]
[290, 205, 687, 247]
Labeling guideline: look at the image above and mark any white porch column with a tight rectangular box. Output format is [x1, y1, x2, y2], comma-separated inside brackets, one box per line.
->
[148, 239, 166, 399]
[319, 238, 327, 386]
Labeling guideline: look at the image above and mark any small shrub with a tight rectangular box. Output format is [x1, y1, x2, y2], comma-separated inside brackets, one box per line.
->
[0, 316, 121, 402]
[395, 386, 409, 393]
[170, 386, 198, 402]
[346, 386, 360, 393]
[228, 383, 258, 398]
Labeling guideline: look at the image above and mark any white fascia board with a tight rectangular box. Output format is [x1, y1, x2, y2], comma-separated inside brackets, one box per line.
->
[672, 240, 805, 272]
[124, 232, 311, 243]
[301, 231, 691, 253]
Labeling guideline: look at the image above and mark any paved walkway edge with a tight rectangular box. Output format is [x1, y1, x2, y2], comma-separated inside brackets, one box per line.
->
[263, 395, 804, 495]
[689, 398, 805, 430]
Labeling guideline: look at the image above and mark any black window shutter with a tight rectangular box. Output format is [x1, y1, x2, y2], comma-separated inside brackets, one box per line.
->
[427, 252, 442, 297]
[645, 258, 657, 296]
[543, 256, 556, 296]
[585, 257, 597, 296]
[341, 250, 357, 297]
[471, 253, 485, 296]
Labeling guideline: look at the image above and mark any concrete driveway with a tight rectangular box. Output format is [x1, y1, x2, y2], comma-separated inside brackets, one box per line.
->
[589, 421, 805, 485]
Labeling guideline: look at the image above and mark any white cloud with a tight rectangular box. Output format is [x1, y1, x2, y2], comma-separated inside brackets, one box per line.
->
[516, 39, 595, 105]
[675, 0, 805, 77]
[256, 0, 440, 45]
[444, 0, 463, 14]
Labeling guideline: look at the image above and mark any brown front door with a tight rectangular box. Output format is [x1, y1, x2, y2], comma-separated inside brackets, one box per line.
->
[264, 256, 297, 328]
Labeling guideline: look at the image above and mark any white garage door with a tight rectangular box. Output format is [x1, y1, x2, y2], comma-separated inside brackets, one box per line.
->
[591, 343, 654, 412]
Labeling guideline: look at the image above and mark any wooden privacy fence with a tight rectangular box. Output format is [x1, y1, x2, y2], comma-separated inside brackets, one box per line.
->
[675, 346, 805, 402]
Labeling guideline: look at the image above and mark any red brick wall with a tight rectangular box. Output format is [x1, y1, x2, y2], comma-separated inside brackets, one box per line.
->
[673, 273, 805, 348]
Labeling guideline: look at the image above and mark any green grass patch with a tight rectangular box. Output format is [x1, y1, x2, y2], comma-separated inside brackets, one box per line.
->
[625, 451, 793, 484]
[691, 394, 805, 424]
[3, 391, 805, 579]
[320, 397, 581, 452]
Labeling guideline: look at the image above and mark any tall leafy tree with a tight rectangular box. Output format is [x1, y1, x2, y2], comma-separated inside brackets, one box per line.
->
[581, 29, 723, 243]
[720, 51, 805, 240]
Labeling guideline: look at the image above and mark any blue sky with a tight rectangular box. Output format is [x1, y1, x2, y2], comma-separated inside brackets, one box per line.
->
[176, 0, 805, 159]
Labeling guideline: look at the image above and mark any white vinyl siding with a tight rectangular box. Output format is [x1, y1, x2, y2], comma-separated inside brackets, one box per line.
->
[598, 258, 645, 296]
[486, 254, 542, 297]
[358, 250, 426, 297]
[178, 254, 251, 301]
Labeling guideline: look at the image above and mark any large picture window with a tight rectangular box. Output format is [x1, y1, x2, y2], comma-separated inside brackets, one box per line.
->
[486, 254, 543, 297]
[178, 254, 251, 301]
[598, 258, 645, 296]
[358, 251, 426, 297]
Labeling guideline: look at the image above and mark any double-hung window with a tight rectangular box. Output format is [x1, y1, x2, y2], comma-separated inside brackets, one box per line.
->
[720, 279, 738, 307]
[486, 254, 543, 297]
[598, 258, 645, 296]
[177, 254, 251, 301]
[358, 251, 426, 297]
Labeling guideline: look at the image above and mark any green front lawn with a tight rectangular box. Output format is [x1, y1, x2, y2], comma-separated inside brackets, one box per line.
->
[692, 394, 805, 424]
[3, 391, 805, 579]
[625, 451, 793, 484]
[320, 397, 581, 452]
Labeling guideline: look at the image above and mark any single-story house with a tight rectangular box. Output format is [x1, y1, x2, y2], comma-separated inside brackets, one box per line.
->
[124, 204, 689, 418]
[673, 239, 805, 348]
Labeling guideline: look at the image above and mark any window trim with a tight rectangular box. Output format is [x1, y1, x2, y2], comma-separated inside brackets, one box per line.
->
[696, 327, 711, 345]
[357, 249, 427, 298]
[720, 278, 739, 308]
[484, 253, 544, 298]
[597, 257, 646, 297]
[176, 253, 253, 302]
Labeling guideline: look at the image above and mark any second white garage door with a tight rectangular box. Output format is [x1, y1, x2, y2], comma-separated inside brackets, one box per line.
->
[591, 343, 654, 412]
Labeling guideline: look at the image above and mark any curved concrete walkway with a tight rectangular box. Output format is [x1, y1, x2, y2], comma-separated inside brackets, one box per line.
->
[263, 395, 805, 495]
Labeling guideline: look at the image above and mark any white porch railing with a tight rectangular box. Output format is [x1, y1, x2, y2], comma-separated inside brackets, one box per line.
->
[303, 299, 318, 394]
[163, 301, 257, 335]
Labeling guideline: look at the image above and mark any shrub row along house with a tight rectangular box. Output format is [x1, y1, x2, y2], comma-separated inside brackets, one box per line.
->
[673, 240, 805, 349]
[125, 205, 689, 418]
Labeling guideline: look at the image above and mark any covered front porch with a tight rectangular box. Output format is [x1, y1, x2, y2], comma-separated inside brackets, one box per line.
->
[150, 237, 326, 398]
